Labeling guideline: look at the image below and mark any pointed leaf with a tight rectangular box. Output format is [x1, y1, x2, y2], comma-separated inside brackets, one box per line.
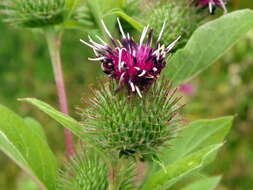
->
[0, 105, 57, 190]
[141, 144, 222, 190]
[164, 9, 253, 86]
[24, 117, 47, 142]
[108, 8, 143, 31]
[20, 98, 83, 137]
[161, 116, 233, 165]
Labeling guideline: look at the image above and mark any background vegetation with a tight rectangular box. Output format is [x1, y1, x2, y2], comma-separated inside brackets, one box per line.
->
[0, 0, 252, 189]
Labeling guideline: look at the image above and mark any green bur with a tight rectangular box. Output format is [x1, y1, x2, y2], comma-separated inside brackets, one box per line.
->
[58, 147, 136, 190]
[80, 78, 183, 161]
[0, 0, 66, 28]
[57, 148, 108, 190]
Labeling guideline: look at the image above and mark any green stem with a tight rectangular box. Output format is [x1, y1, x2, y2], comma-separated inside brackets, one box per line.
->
[45, 29, 75, 158]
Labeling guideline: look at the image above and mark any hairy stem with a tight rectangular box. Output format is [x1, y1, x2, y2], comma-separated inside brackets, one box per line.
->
[45, 29, 75, 157]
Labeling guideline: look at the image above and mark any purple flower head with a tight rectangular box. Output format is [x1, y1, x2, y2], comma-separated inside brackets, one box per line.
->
[81, 19, 180, 97]
[195, 0, 228, 14]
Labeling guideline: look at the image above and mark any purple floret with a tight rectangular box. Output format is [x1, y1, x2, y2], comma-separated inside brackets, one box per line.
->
[81, 19, 180, 97]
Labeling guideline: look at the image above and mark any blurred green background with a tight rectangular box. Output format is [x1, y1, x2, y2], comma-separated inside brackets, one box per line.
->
[0, 0, 252, 190]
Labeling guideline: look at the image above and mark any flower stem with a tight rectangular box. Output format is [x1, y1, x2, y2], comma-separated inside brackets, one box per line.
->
[45, 29, 75, 158]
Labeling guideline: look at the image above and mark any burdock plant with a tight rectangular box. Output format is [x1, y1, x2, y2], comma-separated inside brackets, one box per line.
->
[72, 21, 183, 188]
[0, 0, 140, 158]
[1, 1, 251, 190]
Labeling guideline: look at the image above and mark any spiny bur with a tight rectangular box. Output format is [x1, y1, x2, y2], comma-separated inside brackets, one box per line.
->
[80, 78, 183, 161]
[58, 147, 136, 190]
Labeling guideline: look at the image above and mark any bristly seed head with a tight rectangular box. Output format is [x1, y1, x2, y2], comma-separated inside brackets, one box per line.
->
[193, 0, 229, 14]
[81, 18, 180, 97]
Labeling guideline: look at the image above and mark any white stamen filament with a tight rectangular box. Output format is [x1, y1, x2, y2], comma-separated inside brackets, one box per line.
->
[88, 57, 105, 61]
[101, 20, 113, 39]
[209, 2, 213, 13]
[130, 82, 135, 92]
[120, 61, 125, 69]
[93, 48, 98, 56]
[80, 39, 98, 50]
[88, 35, 106, 49]
[157, 21, 166, 43]
[127, 33, 131, 52]
[166, 36, 181, 52]
[219, 0, 227, 14]
[134, 67, 140, 71]
[119, 72, 125, 83]
[135, 86, 142, 98]
[116, 48, 126, 71]
[95, 35, 107, 46]
[101, 63, 105, 71]
[133, 50, 136, 57]
[138, 70, 146, 77]
[117, 18, 126, 39]
[152, 44, 161, 56]
[153, 67, 158, 72]
[139, 25, 149, 47]
[153, 44, 165, 57]
[117, 40, 123, 47]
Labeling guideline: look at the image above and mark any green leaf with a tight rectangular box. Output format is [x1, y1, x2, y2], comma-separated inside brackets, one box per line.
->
[161, 116, 233, 165]
[18, 176, 40, 190]
[62, 20, 96, 31]
[108, 8, 143, 31]
[140, 144, 222, 190]
[0, 105, 58, 190]
[87, 0, 118, 37]
[164, 9, 253, 86]
[20, 98, 83, 137]
[180, 176, 221, 190]
[24, 117, 47, 142]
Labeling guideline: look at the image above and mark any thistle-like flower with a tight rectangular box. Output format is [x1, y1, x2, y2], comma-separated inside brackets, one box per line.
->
[194, 0, 228, 14]
[81, 19, 180, 97]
